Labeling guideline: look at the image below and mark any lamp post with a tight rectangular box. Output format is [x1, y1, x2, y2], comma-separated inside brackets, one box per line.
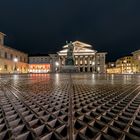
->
[92, 61, 95, 73]
[13, 58, 18, 73]
[55, 62, 59, 72]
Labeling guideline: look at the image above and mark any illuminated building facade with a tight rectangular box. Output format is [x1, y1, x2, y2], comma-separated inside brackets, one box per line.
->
[107, 62, 121, 74]
[0, 32, 107, 74]
[107, 67, 121, 74]
[107, 62, 116, 68]
[0, 32, 28, 73]
[107, 52, 140, 74]
[58, 41, 107, 73]
[116, 56, 134, 74]
[29, 55, 51, 73]
[29, 54, 59, 73]
[132, 50, 140, 73]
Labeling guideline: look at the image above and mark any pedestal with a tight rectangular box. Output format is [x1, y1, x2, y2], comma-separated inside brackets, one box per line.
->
[61, 65, 79, 73]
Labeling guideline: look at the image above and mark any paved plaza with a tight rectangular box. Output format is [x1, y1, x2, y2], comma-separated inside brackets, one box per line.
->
[0, 74, 140, 140]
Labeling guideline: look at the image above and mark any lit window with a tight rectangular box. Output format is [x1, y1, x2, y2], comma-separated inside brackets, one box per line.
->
[90, 60, 92, 64]
[97, 67, 100, 71]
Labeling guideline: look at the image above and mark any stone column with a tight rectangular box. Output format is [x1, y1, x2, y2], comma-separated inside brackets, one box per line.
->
[78, 56, 80, 71]
[0, 32, 5, 46]
[92, 55, 95, 72]
[74, 56, 77, 65]
[60, 56, 63, 66]
[59, 56, 61, 70]
[83, 56, 85, 72]
[64, 56, 66, 65]
[87, 56, 90, 72]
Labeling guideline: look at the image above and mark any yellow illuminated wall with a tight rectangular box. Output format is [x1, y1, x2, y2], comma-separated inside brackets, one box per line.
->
[116, 56, 134, 74]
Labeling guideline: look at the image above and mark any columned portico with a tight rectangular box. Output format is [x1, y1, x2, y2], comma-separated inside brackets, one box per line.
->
[57, 41, 107, 73]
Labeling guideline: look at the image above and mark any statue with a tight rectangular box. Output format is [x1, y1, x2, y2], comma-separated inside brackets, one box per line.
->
[65, 41, 75, 65]
[60, 41, 79, 72]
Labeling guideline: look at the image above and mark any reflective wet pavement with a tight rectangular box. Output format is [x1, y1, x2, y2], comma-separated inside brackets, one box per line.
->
[0, 74, 140, 140]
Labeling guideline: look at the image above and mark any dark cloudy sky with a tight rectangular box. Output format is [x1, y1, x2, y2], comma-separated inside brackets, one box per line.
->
[0, 0, 140, 61]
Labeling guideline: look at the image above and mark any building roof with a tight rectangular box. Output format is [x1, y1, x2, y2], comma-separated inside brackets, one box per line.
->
[63, 41, 92, 48]
[58, 41, 97, 55]
[0, 32, 6, 36]
[1, 45, 28, 56]
[132, 49, 140, 54]
[29, 53, 50, 57]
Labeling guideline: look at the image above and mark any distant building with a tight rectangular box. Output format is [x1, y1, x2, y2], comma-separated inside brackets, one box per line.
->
[107, 62, 116, 68]
[106, 50, 140, 74]
[58, 41, 107, 73]
[106, 62, 121, 74]
[28, 54, 59, 73]
[132, 50, 140, 73]
[0, 32, 107, 74]
[29, 55, 51, 73]
[107, 67, 121, 74]
[116, 56, 134, 74]
[0, 32, 28, 73]
[107, 56, 134, 74]
[29, 41, 107, 73]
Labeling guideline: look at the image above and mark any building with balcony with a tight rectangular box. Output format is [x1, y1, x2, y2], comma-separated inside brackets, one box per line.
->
[0, 32, 28, 73]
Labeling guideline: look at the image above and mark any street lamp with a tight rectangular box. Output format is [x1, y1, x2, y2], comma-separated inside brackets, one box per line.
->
[55, 62, 59, 72]
[55, 62, 59, 66]
[14, 58, 18, 62]
[13, 58, 18, 72]
[92, 61, 95, 72]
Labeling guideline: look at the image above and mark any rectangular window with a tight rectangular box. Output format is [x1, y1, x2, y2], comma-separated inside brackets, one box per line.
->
[4, 65, 7, 70]
[80, 60, 82, 65]
[5, 52, 7, 59]
[11, 54, 13, 60]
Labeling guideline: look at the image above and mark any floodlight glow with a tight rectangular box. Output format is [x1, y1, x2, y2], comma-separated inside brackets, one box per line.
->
[92, 62, 95, 65]
[55, 62, 59, 66]
[13, 58, 18, 62]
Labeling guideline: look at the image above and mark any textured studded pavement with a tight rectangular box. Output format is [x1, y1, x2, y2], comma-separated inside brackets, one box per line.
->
[0, 74, 140, 140]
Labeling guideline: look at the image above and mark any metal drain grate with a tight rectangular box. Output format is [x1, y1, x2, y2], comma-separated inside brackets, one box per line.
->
[0, 74, 140, 140]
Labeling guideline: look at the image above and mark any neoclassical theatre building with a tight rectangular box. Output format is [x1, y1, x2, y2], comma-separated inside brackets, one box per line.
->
[29, 41, 107, 73]
[58, 41, 107, 73]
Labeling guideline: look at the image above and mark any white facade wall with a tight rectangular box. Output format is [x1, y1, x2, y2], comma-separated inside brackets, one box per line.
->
[29, 56, 50, 64]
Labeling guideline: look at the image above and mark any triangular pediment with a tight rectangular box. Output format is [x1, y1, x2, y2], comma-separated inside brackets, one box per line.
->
[58, 41, 97, 55]
[63, 41, 92, 48]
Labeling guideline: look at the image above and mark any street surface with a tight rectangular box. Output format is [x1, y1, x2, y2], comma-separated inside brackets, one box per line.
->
[0, 73, 140, 140]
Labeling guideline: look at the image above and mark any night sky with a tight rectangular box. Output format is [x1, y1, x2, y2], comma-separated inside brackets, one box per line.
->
[0, 0, 140, 61]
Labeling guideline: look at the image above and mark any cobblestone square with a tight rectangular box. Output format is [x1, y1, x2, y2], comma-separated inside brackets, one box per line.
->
[0, 74, 140, 140]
